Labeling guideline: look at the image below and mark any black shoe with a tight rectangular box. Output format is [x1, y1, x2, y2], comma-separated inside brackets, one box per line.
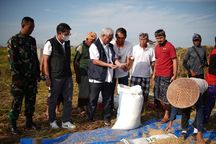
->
[179, 132, 187, 140]
[26, 116, 40, 130]
[26, 122, 40, 130]
[11, 127, 21, 135]
[104, 120, 111, 126]
[85, 111, 94, 122]
[9, 118, 21, 135]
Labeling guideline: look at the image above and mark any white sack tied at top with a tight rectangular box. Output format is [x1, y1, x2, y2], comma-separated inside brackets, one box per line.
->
[112, 84, 143, 130]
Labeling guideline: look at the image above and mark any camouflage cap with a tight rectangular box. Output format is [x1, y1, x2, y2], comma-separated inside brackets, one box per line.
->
[86, 32, 97, 40]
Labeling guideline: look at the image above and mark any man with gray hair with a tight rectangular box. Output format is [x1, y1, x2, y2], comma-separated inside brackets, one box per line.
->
[87, 27, 125, 126]
[131, 33, 155, 110]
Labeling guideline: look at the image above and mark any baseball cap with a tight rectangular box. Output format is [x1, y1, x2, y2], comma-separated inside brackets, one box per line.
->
[192, 33, 201, 41]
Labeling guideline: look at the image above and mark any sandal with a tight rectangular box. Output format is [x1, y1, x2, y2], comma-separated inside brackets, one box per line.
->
[80, 110, 86, 116]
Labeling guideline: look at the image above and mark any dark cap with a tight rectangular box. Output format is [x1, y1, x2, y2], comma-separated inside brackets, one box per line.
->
[192, 33, 201, 41]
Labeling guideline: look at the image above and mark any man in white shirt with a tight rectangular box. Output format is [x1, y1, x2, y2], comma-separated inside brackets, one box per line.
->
[87, 27, 124, 126]
[110, 27, 133, 110]
[131, 33, 155, 110]
[42, 23, 75, 129]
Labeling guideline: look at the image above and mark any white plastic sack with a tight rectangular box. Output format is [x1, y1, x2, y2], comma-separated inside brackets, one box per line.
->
[190, 78, 208, 94]
[112, 84, 143, 130]
[121, 133, 177, 144]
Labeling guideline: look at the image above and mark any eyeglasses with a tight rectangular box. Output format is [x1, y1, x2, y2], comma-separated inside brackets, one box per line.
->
[62, 32, 71, 36]
[193, 39, 201, 42]
[116, 36, 125, 40]
[106, 35, 113, 40]
[140, 38, 147, 40]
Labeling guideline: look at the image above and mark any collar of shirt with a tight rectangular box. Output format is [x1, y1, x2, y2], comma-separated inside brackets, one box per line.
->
[193, 46, 202, 49]
[99, 38, 109, 48]
[18, 32, 29, 38]
[56, 36, 65, 47]
[139, 44, 151, 51]
[56, 36, 65, 52]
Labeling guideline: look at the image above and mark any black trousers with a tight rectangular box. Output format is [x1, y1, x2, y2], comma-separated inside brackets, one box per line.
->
[49, 77, 73, 123]
[181, 74, 205, 131]
[87, 82, 113, 121]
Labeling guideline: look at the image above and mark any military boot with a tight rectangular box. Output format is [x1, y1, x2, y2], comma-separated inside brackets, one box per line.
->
[8, 111, 21, 135]
[11, 120, 22, 135]
[25, 116, 40, 130]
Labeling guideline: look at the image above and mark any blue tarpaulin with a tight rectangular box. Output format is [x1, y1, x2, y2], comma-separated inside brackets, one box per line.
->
[20, 115, 216, 144]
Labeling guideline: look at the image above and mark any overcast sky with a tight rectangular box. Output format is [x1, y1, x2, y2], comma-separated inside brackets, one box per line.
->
[0, 0, 215, 48]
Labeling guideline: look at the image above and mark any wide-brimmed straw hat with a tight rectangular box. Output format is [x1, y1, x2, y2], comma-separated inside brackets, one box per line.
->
[167, 78, 200, 108]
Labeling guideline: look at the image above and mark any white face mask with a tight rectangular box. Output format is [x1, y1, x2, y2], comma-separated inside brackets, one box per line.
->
[62, 35, 70, 41]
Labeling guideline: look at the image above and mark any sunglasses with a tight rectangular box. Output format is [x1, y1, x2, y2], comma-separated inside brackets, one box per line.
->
[193, 39, 201, 42]
[116, 36, 125, 40]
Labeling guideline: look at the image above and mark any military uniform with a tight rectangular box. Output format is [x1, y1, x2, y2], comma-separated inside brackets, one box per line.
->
[7, 33, 40, 127]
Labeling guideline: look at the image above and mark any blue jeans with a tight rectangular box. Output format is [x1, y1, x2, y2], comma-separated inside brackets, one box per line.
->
[204, 85, 216, 122]
[170, 92, 206, 132]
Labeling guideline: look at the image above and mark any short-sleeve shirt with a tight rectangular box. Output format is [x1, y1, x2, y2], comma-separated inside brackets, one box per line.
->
[43, 36, 65, 56]
[131, 44, 155, 77]
[206, 47, 216, 85]
[155, 41, 177, 77]
[111, 40, 132, 78]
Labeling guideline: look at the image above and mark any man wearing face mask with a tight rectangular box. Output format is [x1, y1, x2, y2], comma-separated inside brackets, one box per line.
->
[42, 23, 75, 129]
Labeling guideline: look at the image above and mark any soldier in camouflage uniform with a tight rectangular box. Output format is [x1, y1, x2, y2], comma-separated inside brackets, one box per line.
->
[7, 17, 40, 134]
